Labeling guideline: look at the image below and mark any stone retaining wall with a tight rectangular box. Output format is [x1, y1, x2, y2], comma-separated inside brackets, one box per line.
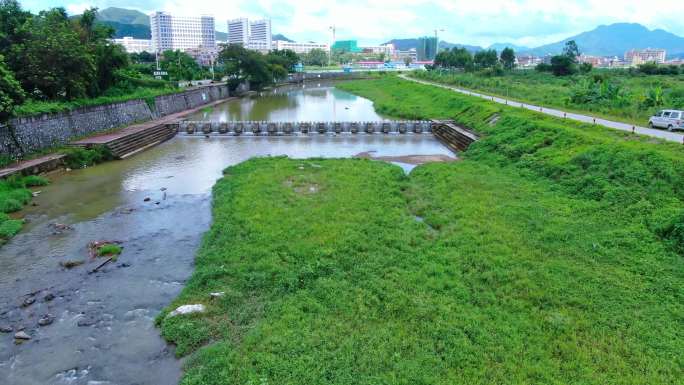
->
[0, 84, 230, 158]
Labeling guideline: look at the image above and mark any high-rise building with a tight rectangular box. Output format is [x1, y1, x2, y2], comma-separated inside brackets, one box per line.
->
[227, 18, 249, 46]
[417, 37, 438, 61]
[149, 12, 216, 52]
[249, 19, 272, 50]
[624, 48, 667, 65]
[112, 37, 153, 53]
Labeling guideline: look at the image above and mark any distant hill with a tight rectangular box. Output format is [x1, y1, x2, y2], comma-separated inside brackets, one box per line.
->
[488, 43, 531, 53]
[216, 31, 228, 41]
[384, 38, 483, 53]
[97, 7, 150, 26]
[273, 34, 294, 42]
[101, 21, 151, 39]
[526, 23, 684, 57]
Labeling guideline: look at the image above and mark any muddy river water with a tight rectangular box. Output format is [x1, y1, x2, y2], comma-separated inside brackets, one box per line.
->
[0, 83, 453, 385]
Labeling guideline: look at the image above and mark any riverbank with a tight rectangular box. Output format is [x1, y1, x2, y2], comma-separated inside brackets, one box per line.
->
[159, 156, 682, 384]
[0, 114, 450, 383]
[408, 70, 684, 128]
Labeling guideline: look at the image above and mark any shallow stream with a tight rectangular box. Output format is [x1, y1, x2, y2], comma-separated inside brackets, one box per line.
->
[0, 83, 453, 385]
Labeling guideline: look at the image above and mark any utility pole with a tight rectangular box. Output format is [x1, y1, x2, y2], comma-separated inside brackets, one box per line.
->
[329, 25, 336, 67]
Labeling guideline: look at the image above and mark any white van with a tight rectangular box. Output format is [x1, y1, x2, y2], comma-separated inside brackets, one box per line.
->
[648, 110, 684, 131]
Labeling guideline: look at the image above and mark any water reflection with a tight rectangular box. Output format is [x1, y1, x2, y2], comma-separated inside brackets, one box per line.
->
[187, 81, 386, 122]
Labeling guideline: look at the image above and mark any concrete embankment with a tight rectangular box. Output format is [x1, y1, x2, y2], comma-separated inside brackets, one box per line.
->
[0, 84, 230, 159]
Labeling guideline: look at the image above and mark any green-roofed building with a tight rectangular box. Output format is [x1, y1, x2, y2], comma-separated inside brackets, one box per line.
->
[332, 40, 361, 53]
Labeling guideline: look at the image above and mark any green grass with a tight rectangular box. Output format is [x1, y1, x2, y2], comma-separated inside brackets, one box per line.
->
[410, 70, 684, 126]
[159, 76, 683, 384]
[0, 175, 49, 243]
[12, 86, 181, 117]
[97, 244, 123, 259]
[159, 157, 682, 385]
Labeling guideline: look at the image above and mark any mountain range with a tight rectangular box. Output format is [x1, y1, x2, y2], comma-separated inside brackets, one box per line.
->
[89, 8, 684, 58]
[386, 23, 684, 59]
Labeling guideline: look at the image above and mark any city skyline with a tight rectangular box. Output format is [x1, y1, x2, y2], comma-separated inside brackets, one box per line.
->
[20, 0, 684, 48]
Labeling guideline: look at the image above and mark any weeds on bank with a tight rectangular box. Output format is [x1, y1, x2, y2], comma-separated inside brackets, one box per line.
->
[0, 175, 49, 243]
[159, 156, 682, 385]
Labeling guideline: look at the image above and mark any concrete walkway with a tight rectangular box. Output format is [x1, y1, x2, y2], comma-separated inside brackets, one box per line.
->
[399, 74, 684, 144]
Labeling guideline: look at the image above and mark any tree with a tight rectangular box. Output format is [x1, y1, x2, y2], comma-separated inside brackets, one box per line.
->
[579, 62, 593, 74]
[550, 54, 577, 76]
[304, 48, 328, 67]
[266, 49, 299, 73]
[218, 44, 279, 90]
[474, 49, 498, 69]
[0, 54, 24, 122]
[403, 56, 413, 67]
[500, 47, 516, 70]
[130, 51, 156, 63]
[13, 8, 96, 99]
[160, 50, 204, 81]
[0, 0, 30, 57]
[562, 40, 580, 63]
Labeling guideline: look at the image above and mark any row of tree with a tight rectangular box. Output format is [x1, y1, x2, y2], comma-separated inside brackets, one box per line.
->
[1, 1, 133, 120]
[0, 1, 303, 123]
[433, 47, 516, 72]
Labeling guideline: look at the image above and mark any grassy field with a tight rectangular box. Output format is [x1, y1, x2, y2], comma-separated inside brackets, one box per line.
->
[159, 76, 683, 384]
[411, 70, 684, 126]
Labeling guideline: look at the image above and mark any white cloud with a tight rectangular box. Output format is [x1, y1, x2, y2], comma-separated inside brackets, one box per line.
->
[49, 0, 684, 47]
[64, 2, 94, 15]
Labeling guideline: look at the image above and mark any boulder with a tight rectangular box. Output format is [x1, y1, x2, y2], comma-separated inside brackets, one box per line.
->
[166, 304, 206, 318]
[14, 331, 31, 340]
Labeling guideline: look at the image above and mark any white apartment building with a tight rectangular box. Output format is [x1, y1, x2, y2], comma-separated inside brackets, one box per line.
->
[227, 18, 272, 52]
[272, 40, 329, 54]
[227, 18, 249, 46]
[250, 19, 272, 46]
[112, 37, 152, 53]
[625, 48, 667, 65]
[362, 44, 395, 57]
[149, 12, 216, 53]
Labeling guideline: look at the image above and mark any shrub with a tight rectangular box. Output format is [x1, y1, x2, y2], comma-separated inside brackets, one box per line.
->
[23, 175, 49, 187]
[657, 211, 684, 254]
[63, 145, 114, 169]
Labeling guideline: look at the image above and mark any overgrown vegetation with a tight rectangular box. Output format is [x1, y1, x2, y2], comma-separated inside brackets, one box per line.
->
[159, 150, 682, 384]
[97, 243, 122, 258]
[157, 76, 684, 385]
[0, 1, 181, 120]
[62, 145, 114, 169]
[412, 68, 684, 126]
[0, 174, 48, 243]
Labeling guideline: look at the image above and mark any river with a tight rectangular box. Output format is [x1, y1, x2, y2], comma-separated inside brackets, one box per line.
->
[0, 82, 453, 385]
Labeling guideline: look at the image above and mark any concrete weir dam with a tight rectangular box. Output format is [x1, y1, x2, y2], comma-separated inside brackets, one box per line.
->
[173, 120, 478, 154]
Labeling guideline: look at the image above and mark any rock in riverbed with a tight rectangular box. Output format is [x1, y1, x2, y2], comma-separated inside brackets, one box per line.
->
[22, 297, 36, 307]
[14, 331, 31, 340]
[0, 325, 13, 333]
[38, 314, 55, 327]
[166, 304, 206, 318]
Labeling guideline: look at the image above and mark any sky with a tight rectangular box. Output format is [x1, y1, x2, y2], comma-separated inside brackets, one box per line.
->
[20, 0, 684, 48]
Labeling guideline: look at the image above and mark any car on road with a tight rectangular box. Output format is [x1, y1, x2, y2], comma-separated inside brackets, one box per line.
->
[648, 110, 684, 131]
